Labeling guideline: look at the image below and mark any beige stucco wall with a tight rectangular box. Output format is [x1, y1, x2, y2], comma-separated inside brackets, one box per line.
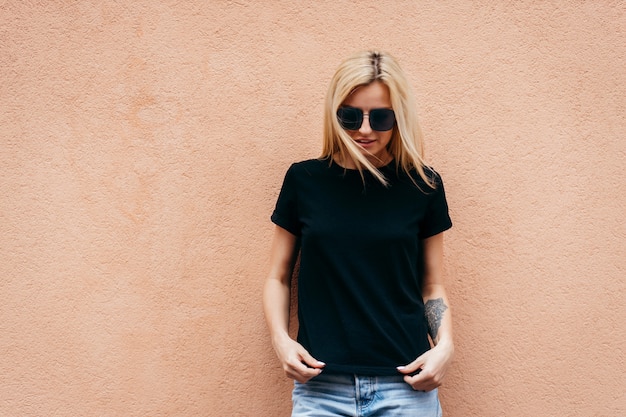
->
[1, 1, 624, 416]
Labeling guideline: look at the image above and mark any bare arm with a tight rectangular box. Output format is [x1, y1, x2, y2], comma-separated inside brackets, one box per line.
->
[263, 225, 325, 382]
[397, 232, 454, 391]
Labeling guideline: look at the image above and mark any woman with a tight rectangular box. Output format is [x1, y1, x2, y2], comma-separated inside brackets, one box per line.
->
[263, 50, 454, 416]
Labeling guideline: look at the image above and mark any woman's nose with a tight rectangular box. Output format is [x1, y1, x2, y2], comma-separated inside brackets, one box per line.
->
[359, 114, 372, 133]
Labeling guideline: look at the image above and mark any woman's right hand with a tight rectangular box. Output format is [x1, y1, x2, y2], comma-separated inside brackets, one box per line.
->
[272, 333, 325, 383]
[264, 226, 324, 383]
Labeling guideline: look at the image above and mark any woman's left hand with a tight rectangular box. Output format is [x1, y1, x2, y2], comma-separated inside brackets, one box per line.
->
[397, 341, 454, 392]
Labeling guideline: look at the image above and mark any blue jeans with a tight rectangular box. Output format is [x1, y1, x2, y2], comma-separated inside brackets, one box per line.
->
[292, 373, 443, 417]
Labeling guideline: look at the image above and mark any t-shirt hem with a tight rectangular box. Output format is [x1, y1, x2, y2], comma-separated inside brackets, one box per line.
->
[321, 364, 406, 377]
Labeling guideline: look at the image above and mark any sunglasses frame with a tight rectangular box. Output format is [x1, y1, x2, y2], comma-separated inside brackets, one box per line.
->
[336, 106, 396, 132]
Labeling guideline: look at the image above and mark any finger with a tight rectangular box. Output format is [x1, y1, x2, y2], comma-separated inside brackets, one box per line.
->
[287, 367, 322, 383]
[292, 360, 324, 375]
[396, 358, 424, 375]
[287, 352, 324, 374]
[404, 376, 436, 392]
[300, 351, 326, 370]
[286, 361, 323, 383]
[404, 369, 442, 391]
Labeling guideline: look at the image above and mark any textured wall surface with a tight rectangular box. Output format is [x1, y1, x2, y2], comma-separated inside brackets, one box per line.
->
[1, 1, 624, 416]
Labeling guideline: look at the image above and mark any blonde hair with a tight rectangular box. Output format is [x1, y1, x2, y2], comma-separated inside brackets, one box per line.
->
[321, 50, 434, 188]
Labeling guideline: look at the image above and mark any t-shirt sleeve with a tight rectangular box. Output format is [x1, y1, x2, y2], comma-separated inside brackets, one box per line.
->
[418, 171, 453, 239]
[270, 164, 301, 236]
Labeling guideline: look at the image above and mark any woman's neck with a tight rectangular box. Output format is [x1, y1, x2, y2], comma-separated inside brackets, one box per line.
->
[334, 151, 392, 170]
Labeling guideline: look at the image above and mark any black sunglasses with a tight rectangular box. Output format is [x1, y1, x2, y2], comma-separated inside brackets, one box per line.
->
[336, 106, 396, 131]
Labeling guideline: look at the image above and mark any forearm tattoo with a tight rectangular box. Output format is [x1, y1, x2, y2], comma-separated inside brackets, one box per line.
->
[425, 298, 448, 341]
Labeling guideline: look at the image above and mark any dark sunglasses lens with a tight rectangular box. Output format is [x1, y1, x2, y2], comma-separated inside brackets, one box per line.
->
[369, 109, 395, 131]
[337, 107, 363, 130]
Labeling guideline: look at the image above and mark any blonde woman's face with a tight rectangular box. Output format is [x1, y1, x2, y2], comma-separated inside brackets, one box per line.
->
[339, 81, 394, 167]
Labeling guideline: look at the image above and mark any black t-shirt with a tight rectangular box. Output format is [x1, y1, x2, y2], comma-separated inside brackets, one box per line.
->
[271, 158, 452, 375]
